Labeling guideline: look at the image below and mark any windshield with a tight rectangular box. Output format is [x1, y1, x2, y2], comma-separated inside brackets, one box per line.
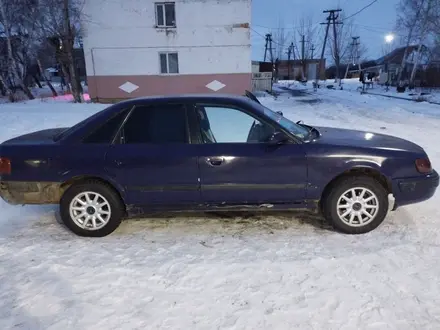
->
[257, 104, 310, 139]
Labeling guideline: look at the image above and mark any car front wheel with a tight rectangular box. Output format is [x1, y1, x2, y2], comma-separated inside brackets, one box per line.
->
[323, 176, 389, 234]
[60, 181, 124, 237]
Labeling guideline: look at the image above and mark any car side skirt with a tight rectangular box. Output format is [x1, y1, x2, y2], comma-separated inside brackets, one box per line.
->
[123, 200, 320, 218]
[0, 180, 320, 215]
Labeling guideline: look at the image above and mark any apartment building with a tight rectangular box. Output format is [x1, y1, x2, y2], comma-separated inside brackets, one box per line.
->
[82, 0, 252, 102]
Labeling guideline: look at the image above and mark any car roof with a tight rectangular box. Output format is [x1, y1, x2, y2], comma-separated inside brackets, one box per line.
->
[57, 93, 263, 143]
[114, 93, 253, 108]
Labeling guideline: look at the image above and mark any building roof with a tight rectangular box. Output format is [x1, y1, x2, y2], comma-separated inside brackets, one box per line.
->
[376, 45, 428, 65]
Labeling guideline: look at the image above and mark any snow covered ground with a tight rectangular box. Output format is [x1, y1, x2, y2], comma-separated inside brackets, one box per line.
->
[1, 88, 440, 329]
[278, 78, 440, 104]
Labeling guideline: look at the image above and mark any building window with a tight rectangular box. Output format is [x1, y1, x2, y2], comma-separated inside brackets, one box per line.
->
[155, 2, 176, 27]
[159, 52, 179, 74]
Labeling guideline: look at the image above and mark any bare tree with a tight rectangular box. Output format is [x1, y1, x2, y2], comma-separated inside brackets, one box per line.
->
[36, 43, 58, 97]
[271, 18, 289, 61]
[0, 0, 36, 100]
[396, 0, 439, 84]
[32, 0, 84, 101]
[0, 0, 85, 102]
[63, 0, 82, 102]
[396, 0, 424, 83]
[295, 16, 318, 79]
[430, 1, 440, 41]
[297, 16, 318, 60]
[410, 0, 435, 83]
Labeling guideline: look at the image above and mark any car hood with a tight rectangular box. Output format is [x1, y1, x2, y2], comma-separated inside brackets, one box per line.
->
[1, 127, 69, 145]
[312, 126, 424, 153]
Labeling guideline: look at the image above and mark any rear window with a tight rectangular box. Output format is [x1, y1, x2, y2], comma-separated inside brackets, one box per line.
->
[83, 108, 130, 143]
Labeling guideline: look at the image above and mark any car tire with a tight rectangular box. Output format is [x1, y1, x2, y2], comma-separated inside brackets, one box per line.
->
[60, 180, 125, 237]
[322, 175, 389, 234]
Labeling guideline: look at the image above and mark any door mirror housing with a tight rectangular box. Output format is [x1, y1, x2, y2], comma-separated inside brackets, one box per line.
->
[268, 131, 289, 145]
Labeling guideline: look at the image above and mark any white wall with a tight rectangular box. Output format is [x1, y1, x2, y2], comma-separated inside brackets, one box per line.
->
[82, 0, 251, 76]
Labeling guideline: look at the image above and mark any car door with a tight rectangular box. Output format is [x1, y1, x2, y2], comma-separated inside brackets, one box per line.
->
[104, 102, 201, 208]
[192, 103, 308, 206]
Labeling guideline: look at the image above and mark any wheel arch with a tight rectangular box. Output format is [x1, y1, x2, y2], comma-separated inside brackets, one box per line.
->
[60, 175, 127, 210]
[320, 166, 392, 208]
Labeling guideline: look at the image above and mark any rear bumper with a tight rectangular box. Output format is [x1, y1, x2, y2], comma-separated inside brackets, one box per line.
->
[392, 170, 439, 210]
[0, 181, 62, 205]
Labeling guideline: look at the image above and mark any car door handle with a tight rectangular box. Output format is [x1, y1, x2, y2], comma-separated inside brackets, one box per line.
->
[206, 157, 224, 166]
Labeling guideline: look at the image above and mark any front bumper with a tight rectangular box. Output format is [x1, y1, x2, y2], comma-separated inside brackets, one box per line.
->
[392, 170, 439, 209]
[0, 181, 62, 205]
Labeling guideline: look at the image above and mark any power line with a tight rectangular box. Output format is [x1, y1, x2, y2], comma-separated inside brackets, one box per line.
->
[342, 0, 379, 21]
[252, 1, 379, 29]
[252, 22, 395, 36]
[253, 22, 321, 31]
[250, 27, 287, 47]
[353, 24, 406, 38]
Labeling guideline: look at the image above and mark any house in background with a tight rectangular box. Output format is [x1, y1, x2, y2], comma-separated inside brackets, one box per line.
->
[276, 59, 326, 81]
[357, 45, 431, 86]
[252, 59, 326, 82]
[82, 0, 252, 102]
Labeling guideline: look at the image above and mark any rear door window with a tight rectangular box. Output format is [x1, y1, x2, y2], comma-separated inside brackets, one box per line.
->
[121, 104, 188, 144]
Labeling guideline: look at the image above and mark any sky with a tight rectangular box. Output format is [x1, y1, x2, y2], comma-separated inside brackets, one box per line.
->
[251, 0, 401, 62]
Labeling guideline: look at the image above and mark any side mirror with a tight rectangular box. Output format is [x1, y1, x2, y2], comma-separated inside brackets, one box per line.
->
[268, 131, 289, 145]
[276, 110, 283, 116]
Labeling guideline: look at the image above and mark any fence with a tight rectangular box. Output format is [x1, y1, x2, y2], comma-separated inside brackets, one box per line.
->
[252, 72, 273, 92]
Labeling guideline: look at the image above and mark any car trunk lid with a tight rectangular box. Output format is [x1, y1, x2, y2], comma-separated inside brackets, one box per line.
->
[1, 127, 69, 146]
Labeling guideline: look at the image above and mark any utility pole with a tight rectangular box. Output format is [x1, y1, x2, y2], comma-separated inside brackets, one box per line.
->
[354, 37, 362, 74]
[263, 33, 275, 81]
[315, 9, 341, 87]
[331, 11, 343, 86]
[310, 44, 315, 60]
[344, 36, 360, 79]
[263, 34, 274, 63]
[263, 33, 269, 62]
[286, 42, 293, 80]
[301, 34, 306, 79]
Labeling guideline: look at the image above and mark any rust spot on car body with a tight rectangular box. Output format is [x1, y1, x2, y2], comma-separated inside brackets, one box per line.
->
[0, 181, 65, 205]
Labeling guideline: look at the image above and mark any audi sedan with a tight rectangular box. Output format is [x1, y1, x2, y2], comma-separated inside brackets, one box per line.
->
[0, 92, 438, 237]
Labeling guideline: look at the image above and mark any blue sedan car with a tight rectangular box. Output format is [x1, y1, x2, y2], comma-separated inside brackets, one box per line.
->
[0, 92, 438, 237]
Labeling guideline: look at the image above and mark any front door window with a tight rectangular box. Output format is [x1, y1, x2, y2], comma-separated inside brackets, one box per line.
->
[196, 105, 276, 144]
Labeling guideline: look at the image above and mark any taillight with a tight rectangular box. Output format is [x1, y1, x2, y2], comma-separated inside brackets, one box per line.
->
[415, 158, 432, 174]
[0, 157, 11, 175]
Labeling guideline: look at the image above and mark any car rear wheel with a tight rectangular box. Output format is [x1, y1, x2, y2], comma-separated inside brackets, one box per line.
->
[322, 176, 389, 234]
[60, 181, 124, 237]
